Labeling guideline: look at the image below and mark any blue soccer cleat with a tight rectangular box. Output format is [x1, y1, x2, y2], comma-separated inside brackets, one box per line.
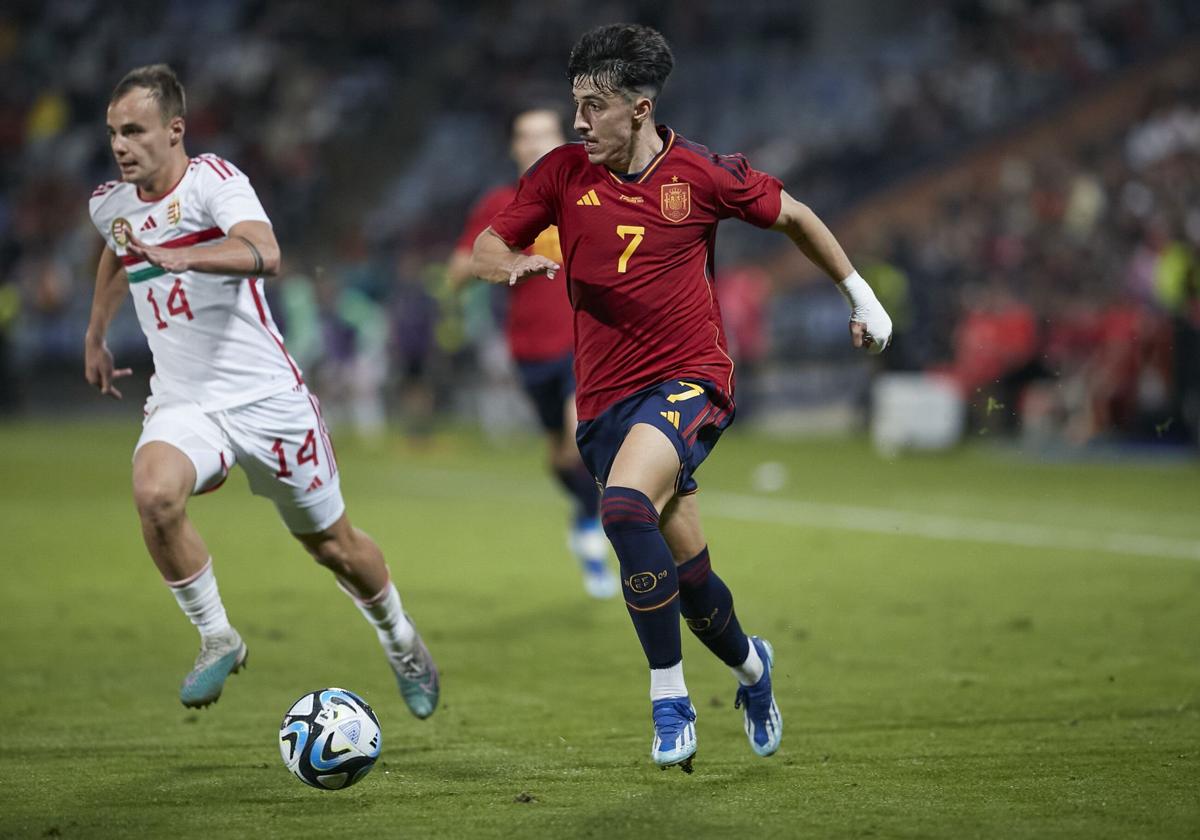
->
[390, 621, 440, 719]
[651, 697, 697, 772]
[735, 636, 782, 757]
[180, 628, 247, 708]
[568, 517, 619, 599]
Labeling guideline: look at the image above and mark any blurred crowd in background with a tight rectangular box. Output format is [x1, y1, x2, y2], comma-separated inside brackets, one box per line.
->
[2, 0, 1198, 449]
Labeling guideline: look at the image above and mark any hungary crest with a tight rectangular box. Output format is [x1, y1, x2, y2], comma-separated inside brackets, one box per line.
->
[111, 217, 131, 247]
[660, 182, 691, 223]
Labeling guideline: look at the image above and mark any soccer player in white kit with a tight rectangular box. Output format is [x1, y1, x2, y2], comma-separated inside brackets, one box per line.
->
[84, 64, 440, 717]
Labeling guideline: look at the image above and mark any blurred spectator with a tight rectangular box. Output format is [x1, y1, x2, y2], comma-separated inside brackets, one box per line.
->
[891, 72, 1200, 445]
[278, 269, 389, 443]
[2, 0, 1197, 449]
[718, 264, 771, 418]
[390, 252, 440, 439]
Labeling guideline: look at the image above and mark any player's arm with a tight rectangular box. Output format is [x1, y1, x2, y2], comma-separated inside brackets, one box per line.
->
[771, 190, 892, 353]
[469, 227, 559, 287]
[84, 245, 133, 399]
[124, 220, 281, 278]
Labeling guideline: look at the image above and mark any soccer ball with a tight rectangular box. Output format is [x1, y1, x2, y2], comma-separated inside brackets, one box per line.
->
[279, 688, 382, 790]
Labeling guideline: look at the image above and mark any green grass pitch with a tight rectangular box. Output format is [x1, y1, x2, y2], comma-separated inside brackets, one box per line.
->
[1, 420, 1197, 838]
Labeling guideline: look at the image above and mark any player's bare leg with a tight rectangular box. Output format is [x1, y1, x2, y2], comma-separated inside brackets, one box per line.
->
[133, 442, 246, 708]
[132, 442, 209, 580]
[659, 494, 706, 564]
[661, 494, 781, 757]
[553, 394, 618, 598]
[294, 514, 440, 719]
[292, 513, 389, 598]
[605, 423, 696, 771]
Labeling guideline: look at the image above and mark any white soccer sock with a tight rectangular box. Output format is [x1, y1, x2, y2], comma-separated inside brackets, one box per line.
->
[649, 661, 689, 700]
[342, 578, 417, 659]
[731, 640, 764, 686]
[165, 558, 232, 638]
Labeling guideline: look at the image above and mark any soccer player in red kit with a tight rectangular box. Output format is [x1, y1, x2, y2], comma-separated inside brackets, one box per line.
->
[471, 24, 893, 771]
[448, 107, 617, 599]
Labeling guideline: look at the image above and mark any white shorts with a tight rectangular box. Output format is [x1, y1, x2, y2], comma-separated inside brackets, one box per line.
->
[135, 386, 345, 534]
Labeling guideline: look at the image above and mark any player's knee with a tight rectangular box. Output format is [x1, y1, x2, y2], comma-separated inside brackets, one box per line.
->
[600, 486, 660, 540]
[132, 476, 188, 527]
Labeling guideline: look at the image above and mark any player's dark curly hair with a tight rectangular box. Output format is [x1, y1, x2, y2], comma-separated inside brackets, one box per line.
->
[110, 64, 186, 122]
[567, 24, 674, 101]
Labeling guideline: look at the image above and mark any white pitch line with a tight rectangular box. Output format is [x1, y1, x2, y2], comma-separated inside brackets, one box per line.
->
[384, 465, 1200, 562]
[704, 491, 1200, 562]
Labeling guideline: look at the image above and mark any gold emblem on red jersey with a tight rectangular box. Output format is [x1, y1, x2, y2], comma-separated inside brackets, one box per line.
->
[111, 217, 131, 247]
[660, 182, 691, 223]
[167, 197, 182, 226]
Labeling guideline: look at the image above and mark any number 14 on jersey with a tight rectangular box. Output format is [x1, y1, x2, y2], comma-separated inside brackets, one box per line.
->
[147, 278, 194, 330]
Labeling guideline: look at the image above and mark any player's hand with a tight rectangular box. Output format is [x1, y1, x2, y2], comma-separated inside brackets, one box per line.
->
[850, 313, 892, 354]
[854, 314, 892, 355]
[126, 229, 191, 273]
[507, 255, 560, 286]
[837, 272, 892, 354]
[84, 339, 132, 400]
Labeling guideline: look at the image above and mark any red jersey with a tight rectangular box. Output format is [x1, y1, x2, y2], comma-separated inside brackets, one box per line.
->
[489, 126, 783, 420]
[456, 184, 574, 362]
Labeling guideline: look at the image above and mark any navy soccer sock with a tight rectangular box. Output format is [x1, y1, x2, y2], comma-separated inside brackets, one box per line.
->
[677, 546, 751, 667]
[555, 463, 601, 521]
[600, 486, 682, 669]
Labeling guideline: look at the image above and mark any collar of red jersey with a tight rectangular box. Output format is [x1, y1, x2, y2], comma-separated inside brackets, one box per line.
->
[604, 125, 675, 186]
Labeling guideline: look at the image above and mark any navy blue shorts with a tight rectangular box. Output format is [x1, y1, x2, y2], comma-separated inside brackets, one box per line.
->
[576, 379, 735, 495]
[515, 352, 576, 433]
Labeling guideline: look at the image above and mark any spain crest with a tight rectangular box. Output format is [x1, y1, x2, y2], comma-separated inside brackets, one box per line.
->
[660, 181, 691, 223]
[111, 217, 131, 247]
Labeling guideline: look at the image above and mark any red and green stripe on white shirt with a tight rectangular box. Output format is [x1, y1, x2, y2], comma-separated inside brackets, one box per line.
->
[121, 226, 224, 283]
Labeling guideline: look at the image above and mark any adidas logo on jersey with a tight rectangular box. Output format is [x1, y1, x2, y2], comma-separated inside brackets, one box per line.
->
[306, 476, 323, 493]
[576, 189, 601, 206]
[660, 410, 680, 429]
[140, 216, 158, 232]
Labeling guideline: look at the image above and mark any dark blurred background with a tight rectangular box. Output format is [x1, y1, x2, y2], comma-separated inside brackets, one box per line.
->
[2, 0, 1198, 453]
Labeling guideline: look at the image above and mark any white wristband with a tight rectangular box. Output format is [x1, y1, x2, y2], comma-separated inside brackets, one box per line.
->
[835, 271, 877, 309]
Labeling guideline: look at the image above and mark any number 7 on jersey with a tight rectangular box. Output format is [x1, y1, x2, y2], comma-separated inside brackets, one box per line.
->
[616, 225, 645, 273]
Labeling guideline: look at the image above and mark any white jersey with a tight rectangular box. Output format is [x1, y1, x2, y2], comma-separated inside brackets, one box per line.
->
[89, 154, 303, 411]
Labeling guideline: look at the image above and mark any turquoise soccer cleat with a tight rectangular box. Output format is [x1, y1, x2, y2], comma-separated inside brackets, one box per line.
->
[179, 628, 247, 708]
[390, 623, 440, 719]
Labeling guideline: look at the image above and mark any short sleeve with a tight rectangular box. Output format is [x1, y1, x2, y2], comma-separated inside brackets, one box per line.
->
[712, 154, 783, 229]
[90, 208, 117, 251]
[488, 154, 559, 251]
[88, 183, 121, 251]
[197, 157, 272, 233]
